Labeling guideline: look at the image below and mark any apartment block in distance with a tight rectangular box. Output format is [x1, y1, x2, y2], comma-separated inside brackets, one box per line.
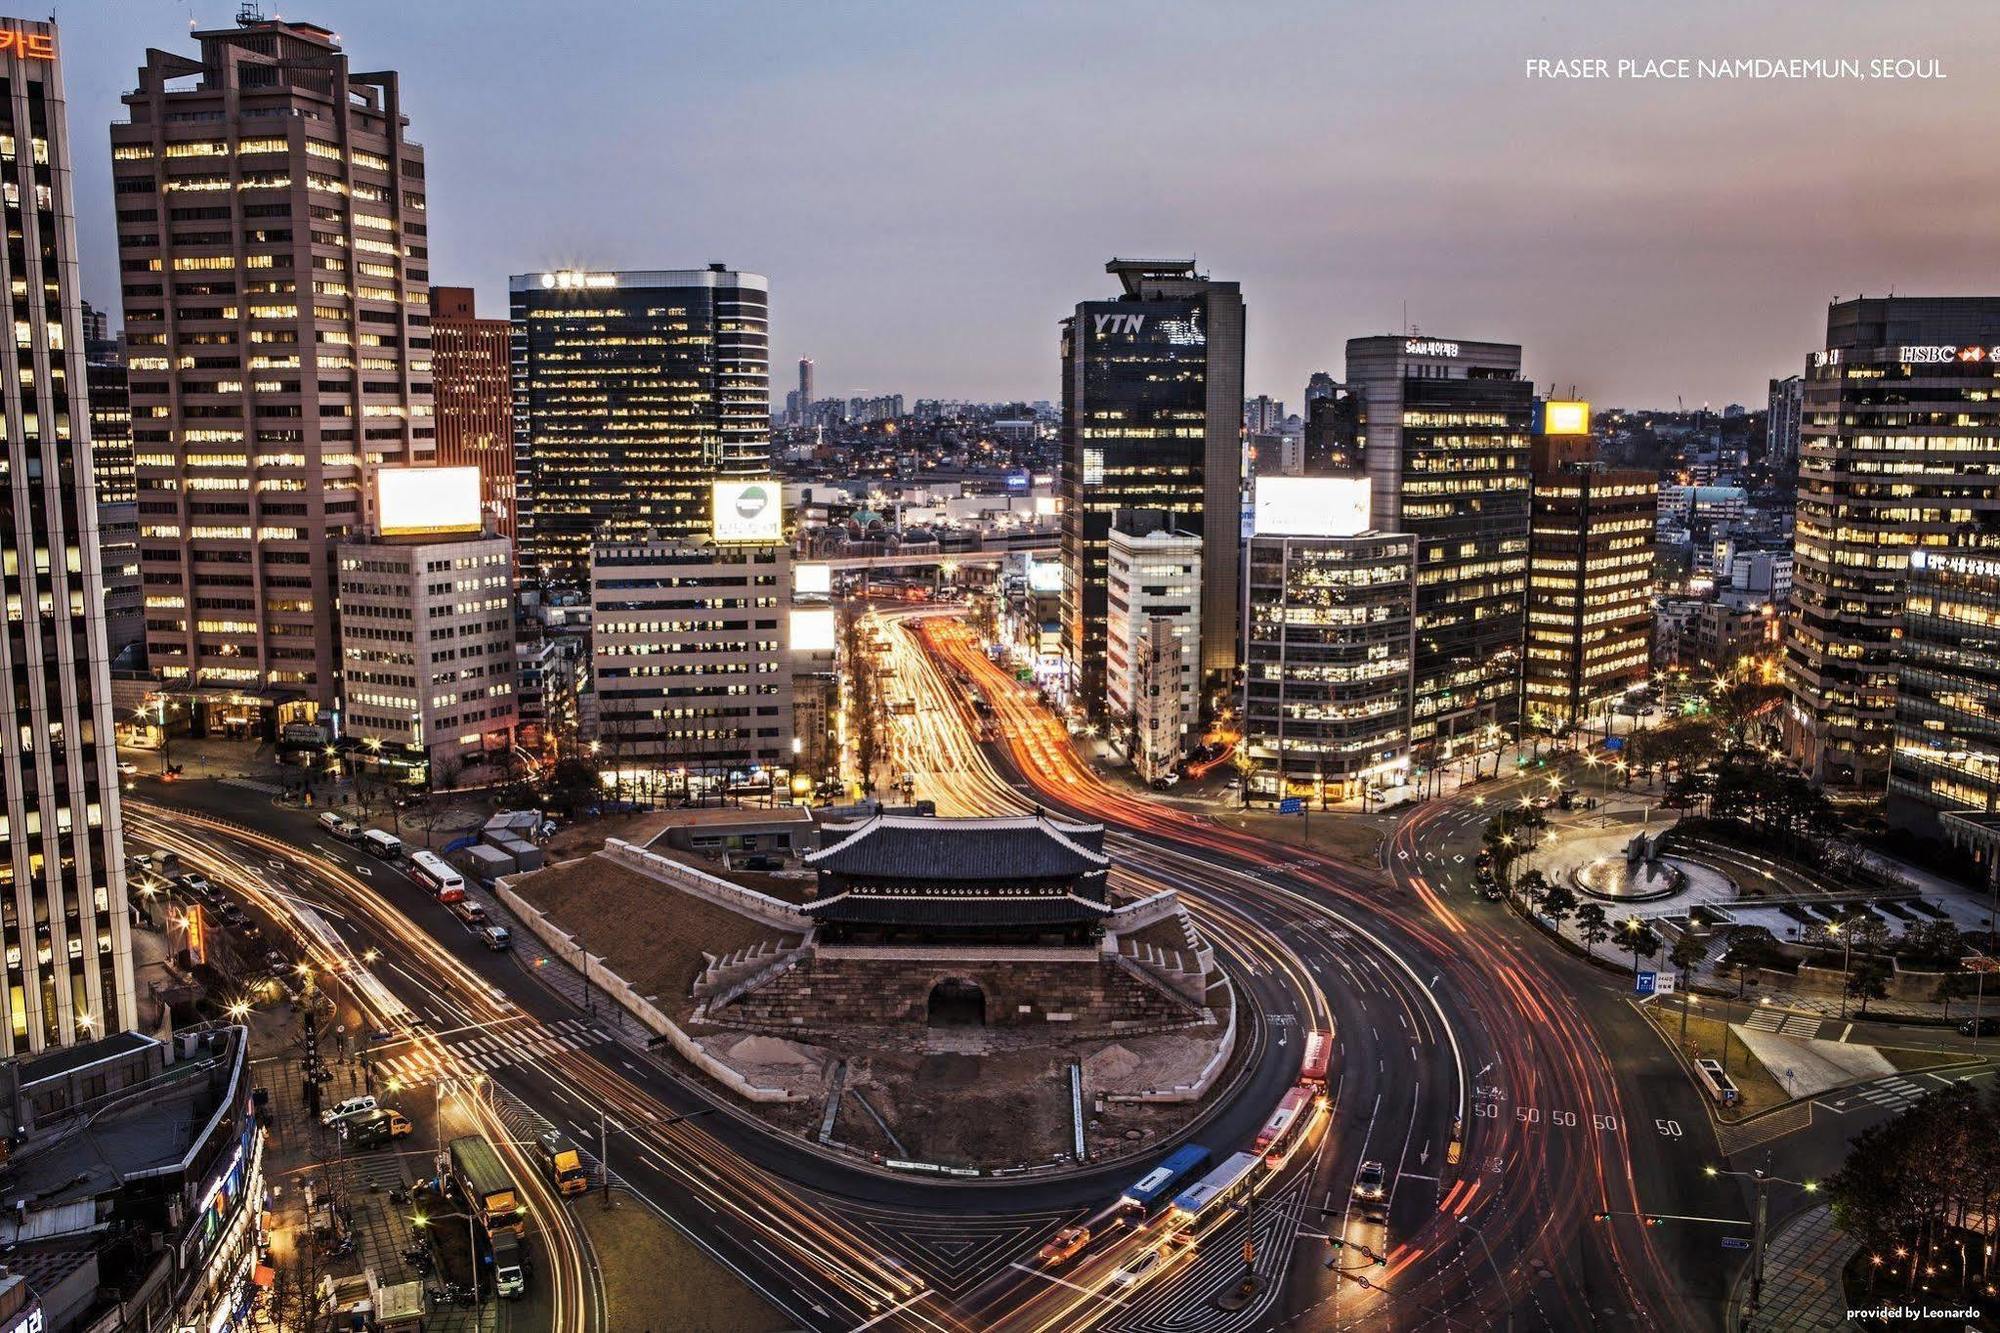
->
[1345, 335, 1533, 768]
[512, 266, 770, 582]
[1241, 477, 1416, 805]
[335, 467, 515, 781]
[1061, 259, 1244, 719]
[1784, 297, 2000, 787]
[431, 284, 513, 537]
[113, 15, 433, 733]
[1522, 400, 1656, 734]
[0, 17, 137, 1051]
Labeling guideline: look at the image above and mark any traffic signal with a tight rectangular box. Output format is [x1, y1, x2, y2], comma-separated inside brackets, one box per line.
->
[1592, 1212, 1610, 1222]
[1328, 1237, 1345, 1251]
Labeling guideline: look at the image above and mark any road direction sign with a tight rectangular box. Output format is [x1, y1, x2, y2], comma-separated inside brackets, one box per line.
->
[1635, 971, 1658, 996]
[1279, 797, 1304, 815]
[1654, 973, 1677, 995]
[1721, 1237, 1751, 1250]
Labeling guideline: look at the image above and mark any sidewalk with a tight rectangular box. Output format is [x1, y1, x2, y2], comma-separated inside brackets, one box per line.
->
[1727, 1205, 1858, 1332]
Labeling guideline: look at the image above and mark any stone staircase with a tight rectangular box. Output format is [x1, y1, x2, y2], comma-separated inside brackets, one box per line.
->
[692, 936, 799, 1000]
[1114, 936, 1213, 1005]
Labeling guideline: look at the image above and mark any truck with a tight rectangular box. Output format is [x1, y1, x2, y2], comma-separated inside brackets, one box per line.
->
[536, 1129, 589, 1196]
[487, 1227, 528, 1299]
[448, 1134, 526, 1236]
[339, 1107, 412, 1149]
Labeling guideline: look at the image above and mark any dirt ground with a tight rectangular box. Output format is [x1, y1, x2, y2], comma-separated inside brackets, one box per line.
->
[576, 1192, 793, 1333]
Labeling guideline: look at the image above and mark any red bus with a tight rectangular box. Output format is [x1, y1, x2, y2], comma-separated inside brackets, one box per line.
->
[1254, 1086, 1312, 1168]
[1300, 1029, 1332, 1089]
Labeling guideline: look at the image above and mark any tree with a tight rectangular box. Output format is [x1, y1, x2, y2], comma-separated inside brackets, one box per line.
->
[1516, 868, 1549, 910]
[1540, 883, 1577, 932]
[1575, 903, 1610, 960]
[1934, 971, 1981, 1019]
[1618, 920, 1662, 979]
[1669, 932, 1708, 990]
[1847, 957, 1892, 1017]
[1722, 930, 1786, 998]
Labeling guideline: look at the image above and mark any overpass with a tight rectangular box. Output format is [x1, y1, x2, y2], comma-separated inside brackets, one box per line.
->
[815, 538, 1056, 574]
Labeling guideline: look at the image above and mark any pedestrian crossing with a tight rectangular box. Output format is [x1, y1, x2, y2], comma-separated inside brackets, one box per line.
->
[370, 1017, 609, 1088]
[1742, 1007, 1823, 1037]
[1849, 1075, 1930, 1115]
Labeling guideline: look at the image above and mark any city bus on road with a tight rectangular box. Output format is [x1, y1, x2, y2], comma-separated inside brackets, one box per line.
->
[1120, 1142, 1211, 1218]
[1253, 1086, 1313, 1168]
[1168, 1151, 1262, 1237]
[1299, 1029, 1332, 1090]
[409, 849, 466, 903]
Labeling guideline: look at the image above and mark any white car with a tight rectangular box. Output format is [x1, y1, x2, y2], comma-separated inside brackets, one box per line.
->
[1111, 1248, 1163, 1287]
[320, 1094, 378, 1127]
[116, 760, 139, 777]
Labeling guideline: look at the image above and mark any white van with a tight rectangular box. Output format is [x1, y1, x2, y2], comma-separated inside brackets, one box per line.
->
[318, 812, 361, 842]
[360, 829, 403, 859]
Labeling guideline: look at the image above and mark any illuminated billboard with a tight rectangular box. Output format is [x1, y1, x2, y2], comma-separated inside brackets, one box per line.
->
[712, 480, 784, 544]
[1541, 400, 1591, 436]
[795, 563, 832, 597]
[1026, 558, 1064, 594]
[790, 607, 836, 653]
[1252, 476, 1371, 538]
[377, 466, 483, 537]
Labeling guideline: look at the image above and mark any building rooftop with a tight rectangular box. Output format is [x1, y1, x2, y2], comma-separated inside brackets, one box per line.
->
[807, 813, 1108, 883]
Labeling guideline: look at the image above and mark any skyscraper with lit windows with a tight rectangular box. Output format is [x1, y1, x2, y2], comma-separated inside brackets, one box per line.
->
[112, 16, 433, 730]
[0, 17, 138, 1051]
[1060, 259, 1243, 719]
[1344, 335, 1533, 771]
[511, 266, 770, 581]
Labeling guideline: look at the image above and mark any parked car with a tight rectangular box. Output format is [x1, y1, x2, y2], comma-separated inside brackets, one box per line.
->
[1958, 1017, 2000, 1037]
[479, 925, 512, 952]
[320, 1095, 378, 1127]
[115, 759, 139, 777]
[1037, 1226, 1090, 1265]
[318, 811, 362, 842]
[448, 899, 489, 929]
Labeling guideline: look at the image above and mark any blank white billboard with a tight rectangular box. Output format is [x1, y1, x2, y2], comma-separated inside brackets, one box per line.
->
[378, 466, 483, 537]
[1252, 476, 1371, 538]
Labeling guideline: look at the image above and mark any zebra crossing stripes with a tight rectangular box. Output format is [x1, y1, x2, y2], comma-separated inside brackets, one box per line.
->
[374, 1018, 608, 1086]
[1852, 1076, 1929, 1115]
[1742, 1008, 1822, 1037]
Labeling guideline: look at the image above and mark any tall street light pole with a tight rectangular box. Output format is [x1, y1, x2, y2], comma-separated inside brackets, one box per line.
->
[1705, 1163, 1818, 1330]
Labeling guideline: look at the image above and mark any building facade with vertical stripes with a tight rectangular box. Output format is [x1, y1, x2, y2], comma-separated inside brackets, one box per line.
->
[0, 17, 137, 1051]
[430, 285, 513, 539]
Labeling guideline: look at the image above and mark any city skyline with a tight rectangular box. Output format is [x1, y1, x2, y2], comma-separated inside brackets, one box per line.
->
[60, 2, 1991, 409]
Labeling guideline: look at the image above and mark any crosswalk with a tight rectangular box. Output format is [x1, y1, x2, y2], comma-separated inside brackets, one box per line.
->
[372, 1017, 609, 1088]
[1847, 1075, 1931, 1115]
[1742, 1008, 1824, 1037]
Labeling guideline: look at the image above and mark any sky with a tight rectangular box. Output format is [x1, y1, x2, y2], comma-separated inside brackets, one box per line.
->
[57, 0, 2000, 410]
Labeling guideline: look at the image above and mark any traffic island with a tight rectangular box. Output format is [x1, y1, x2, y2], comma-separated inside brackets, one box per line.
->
[575, 1192, 793, 1333]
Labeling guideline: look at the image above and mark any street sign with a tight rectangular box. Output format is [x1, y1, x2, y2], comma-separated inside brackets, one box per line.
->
[1635, 971, 1658, 996]
[1279, 797, 1304, 815]
[1604, 736, 1626, 751]
[1654, 973, 1677, 995]
[1721, 1237, 1751, 1250]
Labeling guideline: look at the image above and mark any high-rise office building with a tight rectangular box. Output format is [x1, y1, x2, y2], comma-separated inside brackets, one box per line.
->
[1061, 259, 1244, 718]
[1766, 374, 1803, 472]
[797, 355, 814, 424]
[431, 286, 514, 538]
[1784, 297, 2000, 787]
[1522, 405, 1656, 735]
[1105, 520, 1201, 782]
[114, 16, 432, 730]
[1345, 335, 1533, 766]
[87, 356, 142, 663]
[0, 18, 137, 1052]
[511, 266, 770, 581]
[1241, 477, 1416, 804]
[589, 535, 798, 778]
[336, 467, 516, 781]
[1887, 545, 2000, 834]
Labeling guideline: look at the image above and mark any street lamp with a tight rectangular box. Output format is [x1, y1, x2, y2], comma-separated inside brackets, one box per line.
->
[1704, 1164, 1817, 1329]
[410, 1208, 483, 1315]
[1829, 919, 1855, 1021]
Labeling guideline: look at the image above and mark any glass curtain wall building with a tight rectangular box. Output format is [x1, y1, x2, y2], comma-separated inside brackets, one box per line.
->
[511, 266, 770, 582]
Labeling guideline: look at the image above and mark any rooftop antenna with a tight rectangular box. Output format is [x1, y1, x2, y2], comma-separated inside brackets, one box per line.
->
[237, 0, 264, 24]
[1402, 300, 1409, 336]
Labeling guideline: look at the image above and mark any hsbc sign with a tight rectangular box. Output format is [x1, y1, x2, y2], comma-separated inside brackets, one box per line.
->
[1093, 313, 1145, 336]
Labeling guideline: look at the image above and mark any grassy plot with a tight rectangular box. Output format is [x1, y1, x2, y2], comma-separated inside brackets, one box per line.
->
[1643, 1009, 1793, 1114]
[575, 1192, 795, 1333]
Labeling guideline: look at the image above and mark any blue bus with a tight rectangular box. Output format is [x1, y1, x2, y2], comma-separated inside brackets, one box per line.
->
[1168, 1151, 1262, 1231]
[1120, 1143, 1212, 1216]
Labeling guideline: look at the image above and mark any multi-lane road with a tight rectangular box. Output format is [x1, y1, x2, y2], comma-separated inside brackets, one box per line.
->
[127, 604, 1932, 1330]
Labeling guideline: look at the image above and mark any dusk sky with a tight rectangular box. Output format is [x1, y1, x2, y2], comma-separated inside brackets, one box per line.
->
[62, 1, 1993, 410]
